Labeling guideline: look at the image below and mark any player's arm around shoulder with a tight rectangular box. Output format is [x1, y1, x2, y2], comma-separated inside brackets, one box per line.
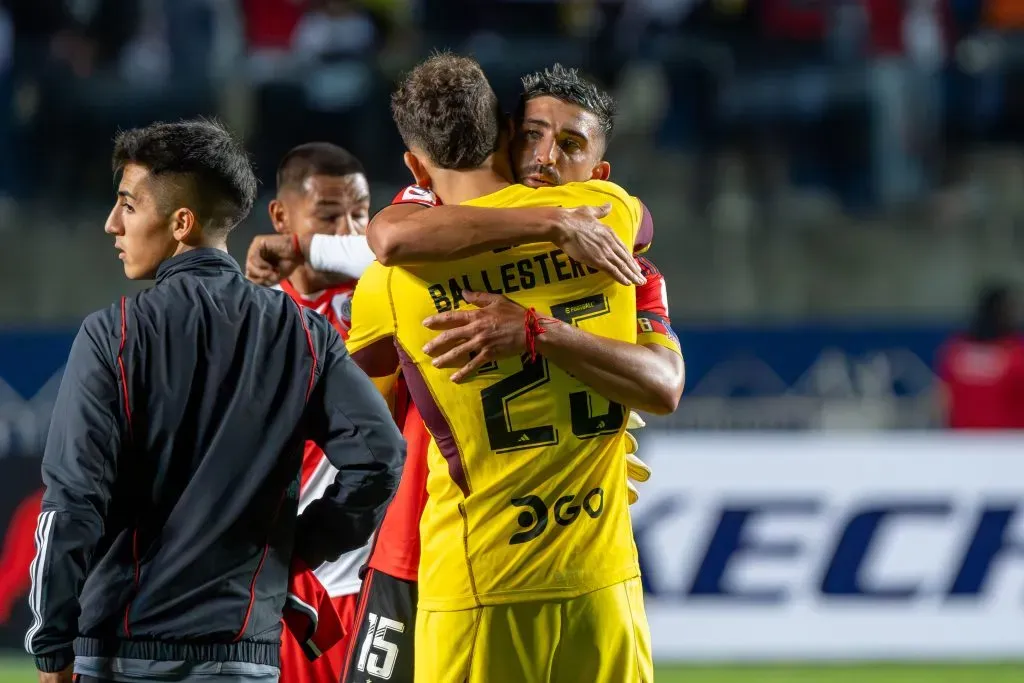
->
[365, 185, 442, 266]
[366, 203, 429, 266]
[370, 184, 646, 285]
[570, 179, 653, 255]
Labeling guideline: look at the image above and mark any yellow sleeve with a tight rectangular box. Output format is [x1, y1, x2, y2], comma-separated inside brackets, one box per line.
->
[346, 261, 400, 402]
[346, 262, 395, 355]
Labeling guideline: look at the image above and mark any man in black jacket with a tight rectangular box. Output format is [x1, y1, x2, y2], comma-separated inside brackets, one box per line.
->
[25, 118, 405, 683]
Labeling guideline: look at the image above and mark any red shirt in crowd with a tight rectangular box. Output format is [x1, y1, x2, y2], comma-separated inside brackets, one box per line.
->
[241, 0, 306, 49]
[937, 335, 1024, 429]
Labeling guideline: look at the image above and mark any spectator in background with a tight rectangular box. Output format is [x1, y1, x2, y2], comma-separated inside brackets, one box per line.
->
[0, 2, 13, 206]
[985, 0, 1024, 28]
[937, 283, 1024, 429]
[243, 0, 307, 80]
[12, 0, 143, 203]
[249, 0, 384, 185]
[162, 0, 215, 88]
[865, 0, 953, 206]
[292, 0, 378, 113]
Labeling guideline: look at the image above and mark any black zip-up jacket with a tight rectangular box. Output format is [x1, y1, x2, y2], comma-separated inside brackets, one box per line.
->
[26, 249, 404, 674]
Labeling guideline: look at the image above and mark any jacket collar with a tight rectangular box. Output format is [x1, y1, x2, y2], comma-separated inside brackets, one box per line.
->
[155, 248, 240, 284]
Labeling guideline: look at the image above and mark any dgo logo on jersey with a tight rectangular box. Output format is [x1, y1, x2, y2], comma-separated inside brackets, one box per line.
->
[509, 488, 605, 545]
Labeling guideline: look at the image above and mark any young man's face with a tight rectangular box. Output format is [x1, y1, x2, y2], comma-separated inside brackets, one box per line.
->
[271, 172, 371, 288]
[104, 163, 180, 279]
[512, 96, 610, 187]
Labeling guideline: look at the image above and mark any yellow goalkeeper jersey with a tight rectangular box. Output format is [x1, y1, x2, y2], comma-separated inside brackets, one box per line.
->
[387, 180, 646, 610]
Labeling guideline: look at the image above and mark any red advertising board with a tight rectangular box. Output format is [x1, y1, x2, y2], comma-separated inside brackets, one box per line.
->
[0, 456, 43, 649]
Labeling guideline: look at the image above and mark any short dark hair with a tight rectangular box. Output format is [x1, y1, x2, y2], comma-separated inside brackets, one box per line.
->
[276, 142, 365, 193]
[519, 63, 616, 143]
[391, 52, 502, 170]
[112, 118, 258, 235]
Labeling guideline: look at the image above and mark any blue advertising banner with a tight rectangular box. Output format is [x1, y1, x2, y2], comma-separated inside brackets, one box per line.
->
[678, 323, 952, 398]
[0, 331, 74, 457]
[0, 324, 960, 446]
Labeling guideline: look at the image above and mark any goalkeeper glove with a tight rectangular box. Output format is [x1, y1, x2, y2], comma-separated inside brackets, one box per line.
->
[625, 411, 651, 505]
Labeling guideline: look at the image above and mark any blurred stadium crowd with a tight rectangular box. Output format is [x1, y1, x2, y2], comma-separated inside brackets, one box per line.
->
[1, 0, 1024, 324]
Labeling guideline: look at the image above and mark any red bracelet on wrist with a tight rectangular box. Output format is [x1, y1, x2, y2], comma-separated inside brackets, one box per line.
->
[291, 233, 302, 260]
[524, 307, 547, 362]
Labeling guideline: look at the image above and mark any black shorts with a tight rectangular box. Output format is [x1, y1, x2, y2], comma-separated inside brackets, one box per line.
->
[341, 568, 418, 683]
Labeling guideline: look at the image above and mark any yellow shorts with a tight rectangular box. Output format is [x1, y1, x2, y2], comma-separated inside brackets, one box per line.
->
[414, 577, 652, 683]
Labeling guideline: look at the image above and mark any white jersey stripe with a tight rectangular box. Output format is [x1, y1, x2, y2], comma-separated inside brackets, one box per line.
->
[285, 592, 319, 630]
[301, 454, 372, 597]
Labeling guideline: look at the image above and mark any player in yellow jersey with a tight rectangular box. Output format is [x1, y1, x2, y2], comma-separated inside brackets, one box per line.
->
[378, 53, 658, 683]
[339, 65, 681, 683]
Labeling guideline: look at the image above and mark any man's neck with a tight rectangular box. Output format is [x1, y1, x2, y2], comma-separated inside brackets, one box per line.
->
[174, 240, 228, 257]
[430, 153, 512, 205]
[287, 264, 330, 296]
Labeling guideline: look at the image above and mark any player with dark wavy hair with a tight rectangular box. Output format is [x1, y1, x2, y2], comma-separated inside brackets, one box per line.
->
[350, 53, 660, 683]
[513, 62, 616, 188]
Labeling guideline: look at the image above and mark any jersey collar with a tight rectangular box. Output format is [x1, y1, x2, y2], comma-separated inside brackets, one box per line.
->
[156, 248, 240, 283]
[461, 184, 533, 208]
[280, 279, 352, 310]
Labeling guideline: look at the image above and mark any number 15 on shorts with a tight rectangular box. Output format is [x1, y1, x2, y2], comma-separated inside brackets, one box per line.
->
[356, 612, 406, 680]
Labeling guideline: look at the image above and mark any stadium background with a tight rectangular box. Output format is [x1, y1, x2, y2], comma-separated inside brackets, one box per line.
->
[1, 0, 1023, 680]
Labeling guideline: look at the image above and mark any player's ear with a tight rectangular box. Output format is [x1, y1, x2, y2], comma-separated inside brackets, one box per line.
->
[403, 151, 432, 189]
[170, 207, 197, 244]
[591, 161, 611, 181]
[268, 198, 289, 235]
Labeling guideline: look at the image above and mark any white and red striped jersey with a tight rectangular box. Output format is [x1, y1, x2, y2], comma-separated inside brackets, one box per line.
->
[276, 279, 356, 341]
[275, 278, 370, 597]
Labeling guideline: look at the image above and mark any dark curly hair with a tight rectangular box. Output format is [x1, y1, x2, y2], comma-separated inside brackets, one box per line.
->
[518, 63, 616, 143]
[391, 52, 503, 170]
[112, 118, 258, 235]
